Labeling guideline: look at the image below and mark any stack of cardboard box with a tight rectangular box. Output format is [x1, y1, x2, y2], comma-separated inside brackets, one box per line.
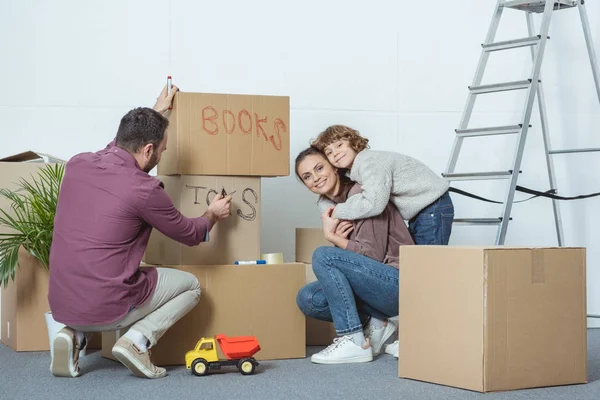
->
[102, 91, 306, 365]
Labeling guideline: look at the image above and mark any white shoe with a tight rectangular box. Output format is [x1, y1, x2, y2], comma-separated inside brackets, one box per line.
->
[311, 336, 373, 365]
[384, 340, 398, 358]
[365, 320, 397, 356]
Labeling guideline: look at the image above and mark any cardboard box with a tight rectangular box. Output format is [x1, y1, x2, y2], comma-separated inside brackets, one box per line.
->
[295, 228, 331, 264]
[398, 246, 587, 392]
[158, 92, 290, 177]
[304, 263, 337, 346]
[1, 249, 51, 351]
[103, 263, 306, 365]
[144, 175, 261, 265]
[0, 249, 102, 352]
[0, 153, 55, 350]
[0, 152, 102, 351]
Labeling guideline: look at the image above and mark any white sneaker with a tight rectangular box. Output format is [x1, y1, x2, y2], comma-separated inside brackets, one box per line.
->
[384, 340, 398, 358]
[365, 320, 397, 356]
[311, 336, 373, 365]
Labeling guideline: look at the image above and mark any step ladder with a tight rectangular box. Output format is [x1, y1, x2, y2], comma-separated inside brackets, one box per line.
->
[444, 0, 600, 245]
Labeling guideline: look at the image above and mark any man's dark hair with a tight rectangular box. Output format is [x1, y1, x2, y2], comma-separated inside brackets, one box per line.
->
[115, 107, 169, 153]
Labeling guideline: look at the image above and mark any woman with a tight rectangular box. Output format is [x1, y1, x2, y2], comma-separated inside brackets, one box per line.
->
[295, 147, 414, 364]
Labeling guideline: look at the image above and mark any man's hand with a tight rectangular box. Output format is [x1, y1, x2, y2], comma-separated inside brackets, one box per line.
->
[153, 83, 179, 114]
[207, 194, 232, 222]
[335, 220, 354, 239]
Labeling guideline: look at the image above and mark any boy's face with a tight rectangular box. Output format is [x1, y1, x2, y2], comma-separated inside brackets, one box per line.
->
[323, 139, 356, 169]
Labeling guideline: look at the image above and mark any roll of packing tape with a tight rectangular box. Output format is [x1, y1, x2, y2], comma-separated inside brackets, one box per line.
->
[261, 252, 283, 264]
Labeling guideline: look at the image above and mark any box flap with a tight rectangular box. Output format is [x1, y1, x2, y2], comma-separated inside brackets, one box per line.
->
[0, 151, 64, 163]
[398, 246, 485, 392]
[425, 245, 583, 251]
[483, 248, 587, 391]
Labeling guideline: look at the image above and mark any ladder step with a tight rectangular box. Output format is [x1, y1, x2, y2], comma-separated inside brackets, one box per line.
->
[453, 218, 503, 225]
[442, 171, 513, 181]
[456, 124, 527, 138]
[549, 147, 600, 155]
[503, 0, 578, 13]
[483, 36, 545, 52]
[469, 80, 534, 94]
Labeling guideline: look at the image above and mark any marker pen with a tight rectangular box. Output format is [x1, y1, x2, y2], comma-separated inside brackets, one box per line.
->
[167, 75, 173, 110]
[235, 260, 266, 265]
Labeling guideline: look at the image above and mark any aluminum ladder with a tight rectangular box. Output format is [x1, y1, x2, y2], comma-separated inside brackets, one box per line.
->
[443, 0, 600, 246]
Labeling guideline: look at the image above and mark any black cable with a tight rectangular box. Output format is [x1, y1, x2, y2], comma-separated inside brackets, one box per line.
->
[449, 186, 600, 204]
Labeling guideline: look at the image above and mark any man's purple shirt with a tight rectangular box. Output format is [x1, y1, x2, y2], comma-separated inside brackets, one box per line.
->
[48, 141, 211, 326]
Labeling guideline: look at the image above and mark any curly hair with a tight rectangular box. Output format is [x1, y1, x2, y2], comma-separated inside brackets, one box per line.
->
[310, 125, 370, 153]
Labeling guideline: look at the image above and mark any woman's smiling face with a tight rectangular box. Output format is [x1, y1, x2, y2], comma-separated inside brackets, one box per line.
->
[297, 153, 340, 198]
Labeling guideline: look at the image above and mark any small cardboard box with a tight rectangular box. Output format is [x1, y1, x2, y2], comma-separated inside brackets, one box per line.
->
[144, 175, 261, 265]
[398, 246, 587, 392]
[304, 263, 337, 346]
[295, 228, 331, 264]
[102, 263, 306, 365]
[159, 92, 290, 177]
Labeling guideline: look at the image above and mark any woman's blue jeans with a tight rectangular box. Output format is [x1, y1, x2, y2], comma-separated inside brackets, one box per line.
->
[296, 246, 399, 335]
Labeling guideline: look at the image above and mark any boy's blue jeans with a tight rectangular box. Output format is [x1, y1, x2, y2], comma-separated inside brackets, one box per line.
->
[408, 191, 454, 245]
[296, 246, 399, 335]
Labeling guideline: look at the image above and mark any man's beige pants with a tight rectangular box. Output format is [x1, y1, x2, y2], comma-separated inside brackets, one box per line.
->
[71, 268, 201, 347]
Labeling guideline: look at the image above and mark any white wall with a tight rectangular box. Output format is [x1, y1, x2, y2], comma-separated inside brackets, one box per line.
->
[1, 0, 599, 326]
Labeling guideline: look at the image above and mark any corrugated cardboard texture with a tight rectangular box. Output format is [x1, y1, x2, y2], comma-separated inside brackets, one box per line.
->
[1, 161, 50, 350]
[144, 175, 261, 265]
[1, 249, 51, 351]
[484, 248, 587, 391]
[399, 246, 485, 391]
[103, 264, 306, 365]
[159, 92, 290, 176]
[0, 158, 101, 351]
[295, 228, 331, 264]
[399, 246, 587, 393]
[304, 263, 337, 346]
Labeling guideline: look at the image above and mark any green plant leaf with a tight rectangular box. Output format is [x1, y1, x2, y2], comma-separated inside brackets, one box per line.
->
[0, 163, 64, 283]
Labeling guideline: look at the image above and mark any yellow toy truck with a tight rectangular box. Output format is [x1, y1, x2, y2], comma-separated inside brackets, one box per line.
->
[185, 334, 261, 376]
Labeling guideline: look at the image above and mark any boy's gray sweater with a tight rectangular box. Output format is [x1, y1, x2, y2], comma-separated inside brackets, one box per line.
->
[318, 149, 449, 221]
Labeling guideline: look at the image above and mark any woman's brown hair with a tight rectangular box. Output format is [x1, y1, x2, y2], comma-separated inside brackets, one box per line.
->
[294, 146, 353, 196]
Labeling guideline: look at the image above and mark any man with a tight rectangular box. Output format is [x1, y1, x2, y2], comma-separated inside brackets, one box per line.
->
[48, 84, 232, 379]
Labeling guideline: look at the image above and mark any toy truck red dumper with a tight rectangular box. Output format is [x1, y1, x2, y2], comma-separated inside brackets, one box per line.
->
[185, 334, 261, 376]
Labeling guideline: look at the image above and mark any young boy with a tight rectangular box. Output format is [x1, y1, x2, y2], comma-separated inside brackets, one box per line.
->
[311, 124, 454, 246]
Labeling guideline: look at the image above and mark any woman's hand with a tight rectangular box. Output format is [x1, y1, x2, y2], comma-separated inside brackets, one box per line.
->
[335, 220, 354, 238]
[321, 206, 340, 241]
[321, 207, 350, 249]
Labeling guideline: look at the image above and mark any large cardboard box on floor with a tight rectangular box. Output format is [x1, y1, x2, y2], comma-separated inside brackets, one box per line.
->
[159, 91, 290, 177]
[295, 228, 331, 264]
[0, 153, 102, 350]
[144, 175, 261, 265]
[102, 263, 306, 365]
[399, 246, 587, 392]
[304, 263, 337, 346]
